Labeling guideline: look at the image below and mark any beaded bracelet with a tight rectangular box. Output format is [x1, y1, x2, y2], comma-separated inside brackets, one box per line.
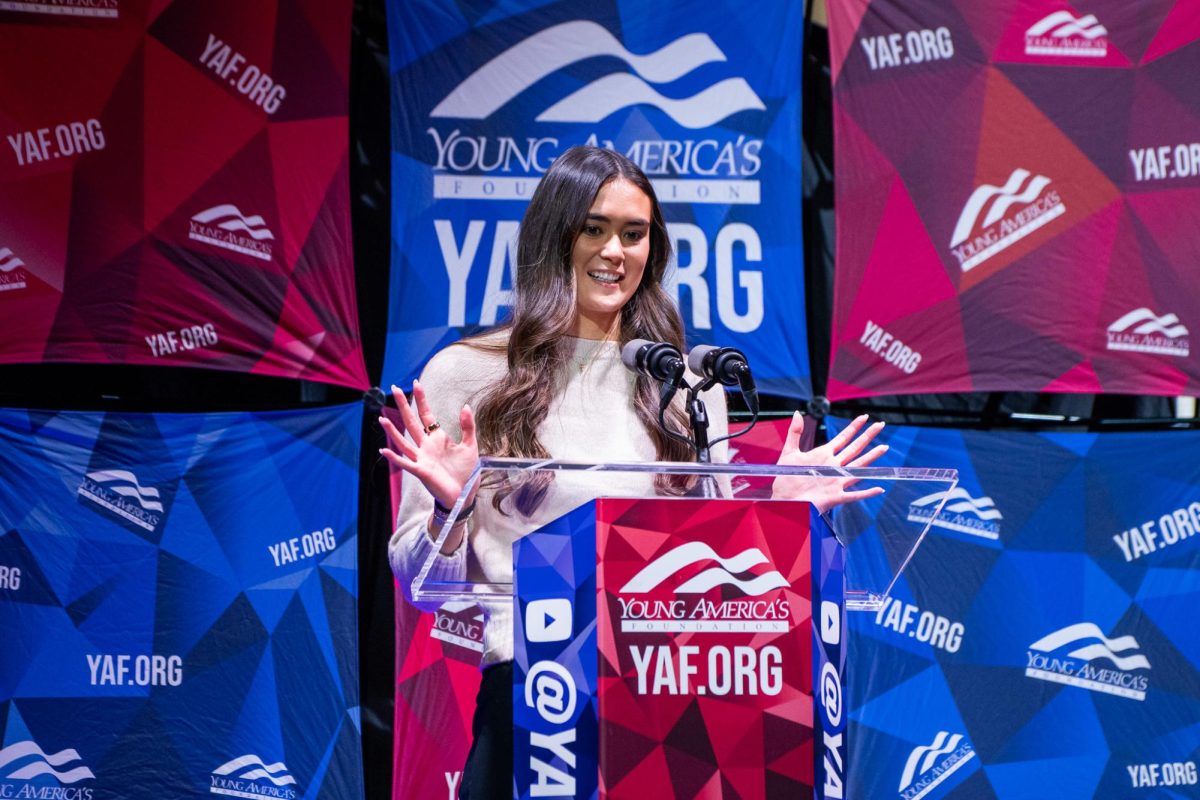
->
[431, 497, 477, 528]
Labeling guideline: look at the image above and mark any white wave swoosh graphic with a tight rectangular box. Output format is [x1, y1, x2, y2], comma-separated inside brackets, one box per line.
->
[536, 73, 765, 129]
[1109, 308, 1157, 333]
[1133, 322, 1189, 338]
[1027, 12, 1098, 37]
[8, 762, 95, 783]
[981, 174, 1051, 229]
[0, 248, 25, 272]
[1051, 21, 1107, 39]
[104, 485, 165, 512]
[674, 567, 789, 596]
[911, 488, 1002, 520]
[1067, 643, 1151, 671]
[1131, 313, 1188, 338]
[213, 755, 290, 776]
[240, 768, 297, 785]
[0, 742, 83, 770]
[943, 503, 1002, 520]
[432, 20, 726, 120]
[1027, 11, 1078, 36]
[217, 219, 276, 241]
[85, 469, 163, 511]
[1029, 621, 1141, 654]
[951, 169, 1033, 246]
[192, 204, 252, 225]
[899, 731, 961, 790]
[621, 542, 768, 593]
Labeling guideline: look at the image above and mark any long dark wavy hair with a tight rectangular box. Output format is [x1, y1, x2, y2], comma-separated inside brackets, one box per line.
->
[466, 145, 694, 513]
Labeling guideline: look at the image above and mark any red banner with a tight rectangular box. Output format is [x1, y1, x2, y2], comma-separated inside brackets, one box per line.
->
[828, 0, 1200, 399]
[0, 0, 366, 388]
[596, 498, 814, 797]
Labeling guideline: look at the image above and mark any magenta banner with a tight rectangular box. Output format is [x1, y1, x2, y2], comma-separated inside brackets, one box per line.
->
[0, 0, 367, 388]
[827, 0, 1200, 399]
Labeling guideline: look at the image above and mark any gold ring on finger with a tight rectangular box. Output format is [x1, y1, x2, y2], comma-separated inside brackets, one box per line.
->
[423, 421, 441, 434]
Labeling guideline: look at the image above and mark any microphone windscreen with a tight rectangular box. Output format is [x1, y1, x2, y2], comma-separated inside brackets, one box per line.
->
[621, 339, 652, 372]
[687, 344, 718, 376]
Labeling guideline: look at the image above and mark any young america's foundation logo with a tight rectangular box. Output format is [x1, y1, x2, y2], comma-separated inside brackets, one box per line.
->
[77, 469, 164, 533]
[898, 732, 976, 800]
[188, 204, 275, 262]
[1106, 308, 1189, 357]
[1025, 622, 1151, 701]
[1025, 11, 1108, 58]
[617, 542, 790, 633]
[209, 755, 297, 799]
[0, 247, 28, 293]
[949, 169, 1065, 272]
[0, 0, 118, 18]
[431, 601, 485, 653]
[907, 488, 1002, 540]
[0, 740, 95, 799]
[432, 20, 764, 129]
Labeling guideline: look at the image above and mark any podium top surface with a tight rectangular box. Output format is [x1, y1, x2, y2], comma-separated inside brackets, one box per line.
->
[408, 459, 959, 611]
[473, 456, 957, 483]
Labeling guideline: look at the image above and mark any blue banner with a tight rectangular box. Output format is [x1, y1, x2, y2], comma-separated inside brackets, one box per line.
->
[386, 0, 809, 397]
[0, 405, 364, 800]
[827, 418, 1200, 799]
[513, 503, 599, 800]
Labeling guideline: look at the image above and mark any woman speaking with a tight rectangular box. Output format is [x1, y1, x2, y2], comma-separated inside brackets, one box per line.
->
[380, 145, 884, 798]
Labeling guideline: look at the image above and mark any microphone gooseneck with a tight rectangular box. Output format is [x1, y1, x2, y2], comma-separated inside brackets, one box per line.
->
[623, 339, 761, 464]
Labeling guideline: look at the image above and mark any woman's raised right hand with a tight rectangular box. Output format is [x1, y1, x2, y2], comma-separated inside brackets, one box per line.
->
[378, 379, 479, 509]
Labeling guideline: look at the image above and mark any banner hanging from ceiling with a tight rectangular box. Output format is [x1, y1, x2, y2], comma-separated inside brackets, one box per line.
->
[0, 403, 364, 799]
[386, 0, 810, 397]
[0, 0, 367, 388]
[827, 417, 1200, 799]
[827, 1, 1200, 399]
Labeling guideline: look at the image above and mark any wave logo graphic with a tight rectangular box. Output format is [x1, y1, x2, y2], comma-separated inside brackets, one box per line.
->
[1026, 622, 1152, 701]
[1107, 308, 1189, 357]
[0, 740, 95, 784]
[1025, 11, 1108, 57]
[210, 755, 297, 798]
[0, 247, 28, 293]
[621, 541, 789, 596]
[78, 468, 165, 533]
[898, 732, 976, 800]
[949, 168, 1065, 272]
[188, 204, 274, 261]
[908, 488, 1002, 540]
[0, 247, 25, 273]
[0, 0, 119, 18]
[431, 20, 764, 129]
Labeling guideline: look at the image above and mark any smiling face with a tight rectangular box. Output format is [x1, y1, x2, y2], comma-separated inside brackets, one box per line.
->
[570, 177, 653, 340]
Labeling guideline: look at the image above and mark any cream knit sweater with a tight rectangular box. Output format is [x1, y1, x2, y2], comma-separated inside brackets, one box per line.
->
[389, 332, 729, 665]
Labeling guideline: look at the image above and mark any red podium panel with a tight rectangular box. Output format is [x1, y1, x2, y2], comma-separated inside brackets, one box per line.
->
[595, 498, 814, 798]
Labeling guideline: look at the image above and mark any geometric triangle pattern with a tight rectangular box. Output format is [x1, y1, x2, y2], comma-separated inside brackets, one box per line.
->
[595, 498, 814, 798]
[391, 589, 485, 799]
[0, 403, 364, 799]
[0, 1, 367, 389]
[826, 1, 1200, 399]
[385, 1, 811, 398]
[827, 416, 1200, 798]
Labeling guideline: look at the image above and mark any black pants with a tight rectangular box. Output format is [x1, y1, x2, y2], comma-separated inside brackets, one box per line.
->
[459, 661, 513, 800]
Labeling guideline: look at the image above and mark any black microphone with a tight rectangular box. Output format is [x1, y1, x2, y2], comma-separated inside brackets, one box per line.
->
[687, 345, 759, 414]
[621, 339, 685, 383]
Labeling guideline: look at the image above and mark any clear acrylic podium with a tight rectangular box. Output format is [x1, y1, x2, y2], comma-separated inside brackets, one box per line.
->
[409, 457, 959, 612]
[406, 458, 957, 799]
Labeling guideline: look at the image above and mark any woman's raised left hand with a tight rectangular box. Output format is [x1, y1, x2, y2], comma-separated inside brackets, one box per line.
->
[772, 412, 889, 513]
